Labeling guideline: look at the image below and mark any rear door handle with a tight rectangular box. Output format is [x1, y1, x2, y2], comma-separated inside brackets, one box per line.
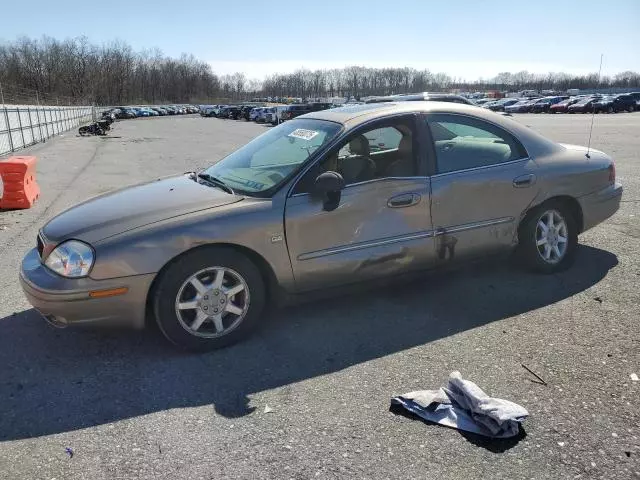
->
[388, 193, 421, 208]
[513, 174, 536, 188]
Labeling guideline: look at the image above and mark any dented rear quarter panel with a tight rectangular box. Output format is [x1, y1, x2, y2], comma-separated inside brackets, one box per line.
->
[530, 144, 614, 206]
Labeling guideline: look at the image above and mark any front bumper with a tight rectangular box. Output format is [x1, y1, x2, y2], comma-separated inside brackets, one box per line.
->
[579, 182, 623, 232]
[19, 248, 155, 329]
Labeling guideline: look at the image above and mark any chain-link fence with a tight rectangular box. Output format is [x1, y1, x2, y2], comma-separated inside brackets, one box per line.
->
[0, 81, 95, 157]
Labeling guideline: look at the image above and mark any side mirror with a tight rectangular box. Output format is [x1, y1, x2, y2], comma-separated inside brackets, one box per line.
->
[313, 171, 345, 211]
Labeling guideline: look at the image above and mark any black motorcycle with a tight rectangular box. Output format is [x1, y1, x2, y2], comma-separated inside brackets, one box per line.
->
[79, 122, 107, 136]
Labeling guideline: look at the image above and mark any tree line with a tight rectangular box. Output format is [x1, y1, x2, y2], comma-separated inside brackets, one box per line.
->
[0, 36, 220, 105]
[259, 67, 640, 100]
[1, 36, 639, 105]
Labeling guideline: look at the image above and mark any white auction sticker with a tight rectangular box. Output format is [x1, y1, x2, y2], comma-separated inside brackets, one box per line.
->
[288, 128, 319, 141]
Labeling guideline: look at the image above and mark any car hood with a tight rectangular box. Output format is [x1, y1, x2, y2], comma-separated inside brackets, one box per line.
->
[42, 175, 243, 244]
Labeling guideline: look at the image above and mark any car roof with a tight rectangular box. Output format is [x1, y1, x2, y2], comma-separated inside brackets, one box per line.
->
[365, 92, 472, 104]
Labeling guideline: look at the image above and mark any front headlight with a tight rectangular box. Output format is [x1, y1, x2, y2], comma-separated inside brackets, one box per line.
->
[44, 240, 94, 278]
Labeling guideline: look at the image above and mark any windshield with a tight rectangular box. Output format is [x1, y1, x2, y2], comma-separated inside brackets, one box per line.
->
[202, 119, 342, 195]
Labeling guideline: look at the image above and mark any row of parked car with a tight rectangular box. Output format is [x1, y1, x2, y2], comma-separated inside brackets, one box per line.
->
[476, 93, 640, 114]
[200, 103, 335, 125]
[102, 105, 199, 120]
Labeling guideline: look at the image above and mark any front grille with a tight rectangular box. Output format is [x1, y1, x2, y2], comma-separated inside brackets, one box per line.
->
[36, 234, 44, 259]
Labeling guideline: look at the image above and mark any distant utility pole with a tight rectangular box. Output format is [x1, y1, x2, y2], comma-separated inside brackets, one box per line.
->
[0, 81, 5, 106]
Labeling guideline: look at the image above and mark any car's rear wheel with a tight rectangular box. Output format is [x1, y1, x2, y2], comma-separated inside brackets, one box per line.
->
[153, 247, 266, 350]
[517, 201, 578, 273]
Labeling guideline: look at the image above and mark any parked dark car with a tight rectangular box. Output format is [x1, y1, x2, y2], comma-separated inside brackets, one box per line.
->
[365, 92, 474, 105]
[240, 105, 258, 120]
[218, 106, 239, 119]
[504, 98, 543, 113]
[568, 97, 599, 113]
[627, 92, 640, 107]
[530, 96, 569, 113]
[550, 97, 582, 113]
[115, 108, 137, 119]
[486, 98, 522, 112]
[280, 104, 311, 121]
[307, 102, 333, 112]
[227, 107, 243, 119]
[594, 94, 637, 113]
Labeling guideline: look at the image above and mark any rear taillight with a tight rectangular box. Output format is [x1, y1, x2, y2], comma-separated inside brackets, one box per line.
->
[608, 162, 615, 183]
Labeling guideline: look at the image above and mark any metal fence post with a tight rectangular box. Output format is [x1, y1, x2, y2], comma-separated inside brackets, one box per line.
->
[3, 105, 14, 153]
[27, 107, 35, 146]
[42, 107, 49, 139]
[35, 107, 44, 142]
[16, 107, 26, 149]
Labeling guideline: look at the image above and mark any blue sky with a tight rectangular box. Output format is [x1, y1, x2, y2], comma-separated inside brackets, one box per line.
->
[2, 0, 639, 80]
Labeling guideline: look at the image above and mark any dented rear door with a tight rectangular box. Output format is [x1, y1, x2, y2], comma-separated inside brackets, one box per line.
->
[425, 113, 540, 261]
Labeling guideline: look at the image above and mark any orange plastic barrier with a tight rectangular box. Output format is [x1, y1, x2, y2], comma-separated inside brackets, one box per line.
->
[0, 156, 41, 210]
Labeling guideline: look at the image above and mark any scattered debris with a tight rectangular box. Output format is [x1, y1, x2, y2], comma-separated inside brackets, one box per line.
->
[157, 442, 162, 454]
[390, 371, 528, 438]
[594, 296, 603, 303]
[558, 442, 565, 447]
[630, 373, 638, 382]
[65, 447, 73, 458]
[521, 364, 548, 386]
[625, 451, 631, 458]
[264, 405, 273, 413]
[612, 432, 618, 437]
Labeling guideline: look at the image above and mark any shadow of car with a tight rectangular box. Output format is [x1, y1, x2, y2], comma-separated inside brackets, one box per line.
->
[0, 245, 617, 441]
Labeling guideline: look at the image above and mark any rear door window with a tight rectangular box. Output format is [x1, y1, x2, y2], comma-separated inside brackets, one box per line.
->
[426, 114, 528, 174]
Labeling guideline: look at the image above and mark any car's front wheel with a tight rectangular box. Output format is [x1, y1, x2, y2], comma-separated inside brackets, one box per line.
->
[517, 201, 578, 273]
[153, 247, 266, 350]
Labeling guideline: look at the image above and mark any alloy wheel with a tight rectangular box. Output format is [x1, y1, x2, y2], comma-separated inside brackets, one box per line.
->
[175, 267, 250, 338]
[535, 209, 569, 264]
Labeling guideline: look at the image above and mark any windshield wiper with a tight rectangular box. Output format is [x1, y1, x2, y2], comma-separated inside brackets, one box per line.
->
[197, 173, 235, 195]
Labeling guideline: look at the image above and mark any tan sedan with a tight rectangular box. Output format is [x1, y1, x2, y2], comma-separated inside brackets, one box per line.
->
[20, 102, 622, 349]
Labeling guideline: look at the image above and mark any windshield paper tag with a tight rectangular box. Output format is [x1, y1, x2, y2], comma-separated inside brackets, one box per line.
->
[288, 128, 319, 141]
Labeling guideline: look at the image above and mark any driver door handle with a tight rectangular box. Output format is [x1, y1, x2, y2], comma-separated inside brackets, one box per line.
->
[513, 174, 536, 188]
[388, 193, 421, 208]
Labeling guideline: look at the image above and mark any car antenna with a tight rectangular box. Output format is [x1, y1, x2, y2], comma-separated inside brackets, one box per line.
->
[586, 54, 604, 159]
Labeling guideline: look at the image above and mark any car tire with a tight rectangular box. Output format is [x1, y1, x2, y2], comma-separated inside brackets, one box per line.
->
[517, 200, 578, 274]
[153, 247, 266, 351]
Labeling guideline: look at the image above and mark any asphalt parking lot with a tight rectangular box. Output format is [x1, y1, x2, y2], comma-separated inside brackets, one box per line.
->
[1, 113, 639, 480]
